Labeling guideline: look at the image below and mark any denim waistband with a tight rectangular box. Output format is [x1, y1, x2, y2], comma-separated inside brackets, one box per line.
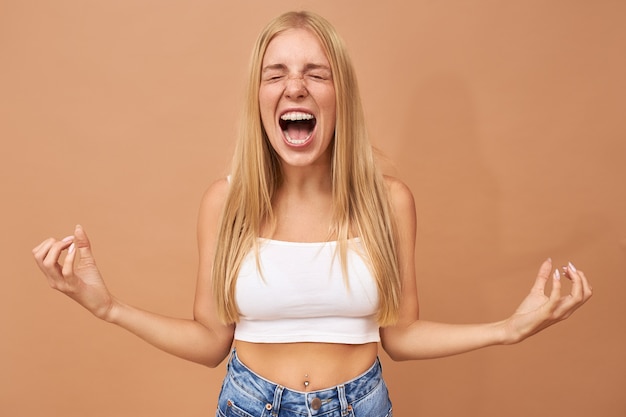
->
[225, 349, 384, 415]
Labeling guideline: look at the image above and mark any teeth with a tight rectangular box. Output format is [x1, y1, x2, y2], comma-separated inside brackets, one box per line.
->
[285, 132, 312, 145]
[280, 111, 314, 121]
[280, 111, 315, 145]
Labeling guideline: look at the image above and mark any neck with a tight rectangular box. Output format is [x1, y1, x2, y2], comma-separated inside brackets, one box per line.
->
[279, 163, 332, 195]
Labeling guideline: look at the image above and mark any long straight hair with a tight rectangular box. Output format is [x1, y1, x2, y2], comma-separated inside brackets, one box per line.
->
[212, 11, 402, 326]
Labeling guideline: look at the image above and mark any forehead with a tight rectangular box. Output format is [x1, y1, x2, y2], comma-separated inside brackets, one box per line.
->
[262, 28, 330, 66]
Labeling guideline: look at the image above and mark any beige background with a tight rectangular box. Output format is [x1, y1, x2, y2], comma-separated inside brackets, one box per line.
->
[2, 1, 624, 416]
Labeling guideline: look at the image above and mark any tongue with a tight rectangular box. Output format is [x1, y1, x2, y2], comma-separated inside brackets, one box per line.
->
[285, 122, 311, 141]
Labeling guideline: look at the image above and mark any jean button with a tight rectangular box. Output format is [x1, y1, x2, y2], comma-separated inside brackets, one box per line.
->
[311, 397, 322, 410]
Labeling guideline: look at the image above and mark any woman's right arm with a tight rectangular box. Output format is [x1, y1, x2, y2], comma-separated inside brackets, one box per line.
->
[32, 178, 234, 368]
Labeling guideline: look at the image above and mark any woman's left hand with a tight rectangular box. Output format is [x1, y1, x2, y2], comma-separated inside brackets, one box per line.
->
[503, 259, 593, 344]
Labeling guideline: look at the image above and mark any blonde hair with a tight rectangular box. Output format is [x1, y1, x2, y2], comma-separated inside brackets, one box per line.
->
[212, 11, 401, 326]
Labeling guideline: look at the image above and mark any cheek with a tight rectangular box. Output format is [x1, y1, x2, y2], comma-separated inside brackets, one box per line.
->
[324, 101, 337, 129]
[322, 89, 336, 119]
[258, 91, 274, 129]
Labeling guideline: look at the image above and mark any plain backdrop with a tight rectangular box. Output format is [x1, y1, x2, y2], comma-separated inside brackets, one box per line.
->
[1, 1, 624, 416]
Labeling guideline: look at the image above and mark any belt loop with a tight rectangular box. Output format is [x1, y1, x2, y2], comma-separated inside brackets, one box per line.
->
[270, 385, 284, 416]
[227, 349, 235, 371]
[338, 384, 350, 416]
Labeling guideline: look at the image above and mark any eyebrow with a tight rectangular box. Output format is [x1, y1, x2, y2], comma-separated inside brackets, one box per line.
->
[261, 63, 331, 73]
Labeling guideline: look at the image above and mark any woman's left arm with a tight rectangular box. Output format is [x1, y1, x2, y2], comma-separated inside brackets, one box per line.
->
[379, 178, 593, 361]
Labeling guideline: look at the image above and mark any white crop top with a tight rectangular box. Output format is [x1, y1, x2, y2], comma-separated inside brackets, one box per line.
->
[234, 238, 380, 344]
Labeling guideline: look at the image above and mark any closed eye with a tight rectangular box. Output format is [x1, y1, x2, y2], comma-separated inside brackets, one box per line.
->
[262, 64, 288, 82]
[306, 68, 331, 81]
[262, 73, 285, 82]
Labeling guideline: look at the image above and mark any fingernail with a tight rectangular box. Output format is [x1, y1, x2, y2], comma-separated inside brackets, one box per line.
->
[568, 262, 577, 273]
[62, 235, 74, 243]
[68, 243, 75, 254]
[554, 269, 561, 280]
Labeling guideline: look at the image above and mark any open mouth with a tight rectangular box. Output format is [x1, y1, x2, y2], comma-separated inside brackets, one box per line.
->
[279, 111, 317, 145]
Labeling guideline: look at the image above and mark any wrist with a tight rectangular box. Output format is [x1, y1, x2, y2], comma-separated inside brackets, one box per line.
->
[498, 318, 523, 345]
[98, 296, 120, 323]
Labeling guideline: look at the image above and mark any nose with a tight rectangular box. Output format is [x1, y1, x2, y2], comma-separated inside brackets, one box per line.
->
[284, 75, 308, 99]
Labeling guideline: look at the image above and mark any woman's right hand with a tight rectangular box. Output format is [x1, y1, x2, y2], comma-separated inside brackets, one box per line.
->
[32, 225, 115, 321]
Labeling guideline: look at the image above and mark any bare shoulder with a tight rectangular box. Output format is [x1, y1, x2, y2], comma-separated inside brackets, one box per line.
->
[383, 175, 416, 216]
[200, 177, 230, 212]
[197, 177, 231, 236]
[383, 175, 417, 242]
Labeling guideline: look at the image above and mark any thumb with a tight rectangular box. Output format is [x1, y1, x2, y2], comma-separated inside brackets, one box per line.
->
[62, 224, 94, 274]
[73, 224, 94, 259]
[531, 258, 552, 293]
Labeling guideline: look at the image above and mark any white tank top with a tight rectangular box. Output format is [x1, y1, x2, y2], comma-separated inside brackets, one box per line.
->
[234, 238, 380, 344]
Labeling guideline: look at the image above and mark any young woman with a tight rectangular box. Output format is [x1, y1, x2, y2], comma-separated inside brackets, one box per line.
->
[32, 11, 592, 417]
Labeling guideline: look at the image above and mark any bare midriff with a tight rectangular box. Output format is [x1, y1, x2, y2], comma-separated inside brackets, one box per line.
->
[234, 341, 379, 391]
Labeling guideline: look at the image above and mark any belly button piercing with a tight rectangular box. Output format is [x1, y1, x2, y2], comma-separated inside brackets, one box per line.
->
[304, 374, 310, 389]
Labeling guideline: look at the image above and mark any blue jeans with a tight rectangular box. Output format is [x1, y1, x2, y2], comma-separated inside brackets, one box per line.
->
[216, 349, 393, 417]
